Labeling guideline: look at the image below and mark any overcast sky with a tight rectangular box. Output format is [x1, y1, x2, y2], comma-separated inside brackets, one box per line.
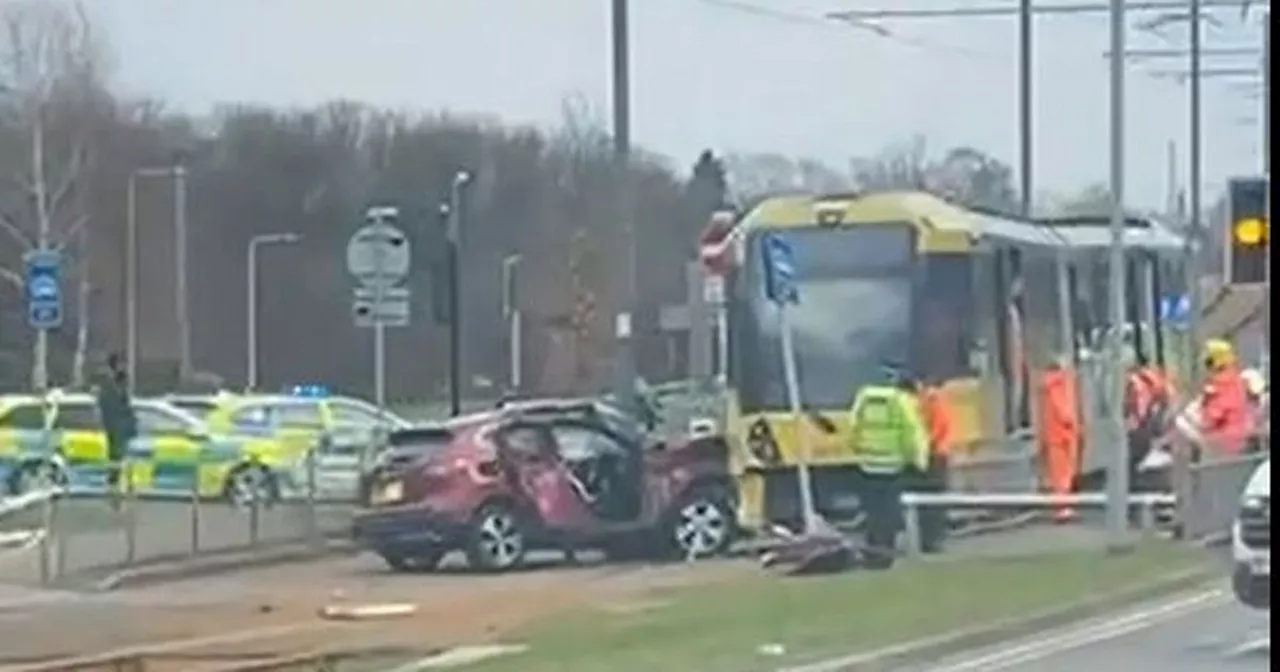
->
[94, 0, 1266, 209]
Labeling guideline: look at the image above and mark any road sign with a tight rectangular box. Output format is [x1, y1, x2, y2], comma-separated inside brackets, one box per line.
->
[346, 222, 411, 289]
[1160, 294, 1191, 325]
[352, 287, 410, 328]
[761, 233, 799, 305]
[698, 211, 736, 276]
[23, 250, 62, 330]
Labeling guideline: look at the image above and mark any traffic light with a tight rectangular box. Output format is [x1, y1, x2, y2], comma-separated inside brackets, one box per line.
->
[1226, 177, 1269, 286]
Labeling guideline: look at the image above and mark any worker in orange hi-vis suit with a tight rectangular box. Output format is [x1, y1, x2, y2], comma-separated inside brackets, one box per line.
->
[1037, 356, 1082, 523]
[914, 378, 957, 553]
[1188, 340, 1255, 457]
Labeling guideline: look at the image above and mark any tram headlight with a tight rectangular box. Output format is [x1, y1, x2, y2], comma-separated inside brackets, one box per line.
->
[746, 418, 781, 465]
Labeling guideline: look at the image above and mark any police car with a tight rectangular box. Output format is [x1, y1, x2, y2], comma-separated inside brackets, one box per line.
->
[0, 391, 289, 505]
[196, 386, 414, 502]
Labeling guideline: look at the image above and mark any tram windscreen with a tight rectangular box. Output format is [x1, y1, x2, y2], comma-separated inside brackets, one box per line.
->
[734, 226, 913, 412]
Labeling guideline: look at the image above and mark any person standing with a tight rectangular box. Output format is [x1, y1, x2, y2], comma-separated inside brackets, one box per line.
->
[95, 353, 137, 505]
[847, 365, 930, 569]
[915, 378, 957, 553]
[1037, 355, 1081, 523]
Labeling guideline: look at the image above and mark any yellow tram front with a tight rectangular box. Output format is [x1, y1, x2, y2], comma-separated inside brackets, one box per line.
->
[716, 190, 1187, 532]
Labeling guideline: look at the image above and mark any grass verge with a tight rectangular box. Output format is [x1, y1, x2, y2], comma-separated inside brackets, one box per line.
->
[460, 541, 1208, 672]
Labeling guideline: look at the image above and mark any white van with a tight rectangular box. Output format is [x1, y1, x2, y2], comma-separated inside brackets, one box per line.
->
[1231, 457, 1270, 610]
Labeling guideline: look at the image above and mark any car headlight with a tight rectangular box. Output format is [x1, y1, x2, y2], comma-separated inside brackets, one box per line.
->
[1241, 495, 1269, 511]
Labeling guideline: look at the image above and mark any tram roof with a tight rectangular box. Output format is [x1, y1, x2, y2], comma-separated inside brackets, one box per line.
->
[740, 191, 1184, 253]
[1033, 214, 1186, 252]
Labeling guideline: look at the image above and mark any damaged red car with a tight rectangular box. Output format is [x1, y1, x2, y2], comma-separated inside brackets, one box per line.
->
[351, 400, 737, 572]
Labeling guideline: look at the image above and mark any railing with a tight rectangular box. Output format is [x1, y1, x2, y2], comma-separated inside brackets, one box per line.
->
[0, 444, 360, 588]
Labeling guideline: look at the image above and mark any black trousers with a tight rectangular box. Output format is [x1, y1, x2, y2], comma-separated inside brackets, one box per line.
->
[915, 453, 950, 552]
[858, 468, 904, 569]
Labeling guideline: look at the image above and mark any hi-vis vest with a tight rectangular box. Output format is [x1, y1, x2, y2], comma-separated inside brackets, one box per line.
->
[848, 386, 929, 474]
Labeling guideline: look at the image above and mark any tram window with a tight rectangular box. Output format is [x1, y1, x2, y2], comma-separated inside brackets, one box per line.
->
[916, 254, 976, 382]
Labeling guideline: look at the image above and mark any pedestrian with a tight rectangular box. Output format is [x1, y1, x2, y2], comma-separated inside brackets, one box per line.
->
[1037, 354, 1081, 523]
[94, 353, 137, 506]
[914, 376, 957, 553]
[847, 364, 930, 569]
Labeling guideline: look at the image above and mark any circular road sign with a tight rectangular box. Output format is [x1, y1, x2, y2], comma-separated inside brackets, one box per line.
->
[347, 223, 411, 289]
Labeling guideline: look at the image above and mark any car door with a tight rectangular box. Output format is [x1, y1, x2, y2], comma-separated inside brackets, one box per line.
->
[274, 401, 326, 459]
[0, 401, 56, 489]
[549, 421, 647, 523]
[132, 404, 202, 494]
[52, 402, 109, 490]
[498, 422, 598, 531]
[326, 400, 390, 488]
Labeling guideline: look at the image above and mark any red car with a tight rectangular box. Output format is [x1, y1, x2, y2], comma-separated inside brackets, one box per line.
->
[351, 400, 736, 572]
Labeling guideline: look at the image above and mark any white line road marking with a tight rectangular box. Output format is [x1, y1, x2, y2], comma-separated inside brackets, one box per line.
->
[1224, 634, 1270, 658]
[919, 589, 1229, 672]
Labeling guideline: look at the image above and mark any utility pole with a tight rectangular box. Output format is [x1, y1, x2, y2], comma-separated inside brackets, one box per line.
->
[1019, 0, 1034, 215]
[1105, 0, 1131, 554]
[611, 0, 638, 412]
[1187, 0, 1206, 390]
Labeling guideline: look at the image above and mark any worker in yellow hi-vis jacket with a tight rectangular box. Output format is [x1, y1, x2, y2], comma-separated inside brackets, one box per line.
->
[847, 365, 930, 570]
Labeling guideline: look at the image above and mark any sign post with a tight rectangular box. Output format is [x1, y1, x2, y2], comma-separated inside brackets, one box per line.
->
[24, 250, 62, 390]
[760, 233, 819, 533]
[347, 207, 412, 408]
[698, 211, 735, 385]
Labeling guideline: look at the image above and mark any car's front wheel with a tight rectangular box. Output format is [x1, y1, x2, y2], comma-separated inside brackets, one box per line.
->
[464, 503, 527, 573]
[665, 485, 736, 560]
[223, 464, 279, 508]
[382, 547, 445, 573]
[1232, 564, 1271, 610]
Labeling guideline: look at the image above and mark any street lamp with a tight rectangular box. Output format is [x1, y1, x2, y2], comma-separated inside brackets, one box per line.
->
[125, 164, 190, 393]
[246, 232, 302, 390]
[501, 253, 523, 392]
[444, 170, 472, 417]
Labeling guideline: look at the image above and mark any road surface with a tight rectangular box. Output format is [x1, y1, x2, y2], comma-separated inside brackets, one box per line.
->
[904, 583, 1269, 671]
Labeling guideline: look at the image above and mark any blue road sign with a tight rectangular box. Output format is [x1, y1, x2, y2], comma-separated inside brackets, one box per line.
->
[1160, 294, 1191, 325]
[761, 233, 799, 305]
[23, 249, 62, 330]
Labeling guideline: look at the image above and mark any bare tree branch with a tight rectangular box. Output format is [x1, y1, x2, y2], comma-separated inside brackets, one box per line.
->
[0, 265, 22, 288]
[0, 211, 33, 249]
[47, 139, 89, 217]
[53, 212, 88, 252]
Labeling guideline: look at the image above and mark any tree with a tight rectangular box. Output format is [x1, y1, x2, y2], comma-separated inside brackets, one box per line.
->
[0, 0, 106, 389]
[849, 137, 1019, 213]
[686, 149, 727, 234]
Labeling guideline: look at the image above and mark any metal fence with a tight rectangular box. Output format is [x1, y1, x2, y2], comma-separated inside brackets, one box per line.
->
[0, 450, 359, 588]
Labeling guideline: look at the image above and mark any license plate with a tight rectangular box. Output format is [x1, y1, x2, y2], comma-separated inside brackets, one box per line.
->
[372, 481, 403, 505]
[1249, 556, 1270, 575]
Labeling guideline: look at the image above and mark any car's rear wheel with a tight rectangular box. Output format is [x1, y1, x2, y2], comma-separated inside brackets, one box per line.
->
[665, 485, 736, 560]
[464, 503, 527, 573]
[224, 464, 278, 508]
[382, 548, 445, 573]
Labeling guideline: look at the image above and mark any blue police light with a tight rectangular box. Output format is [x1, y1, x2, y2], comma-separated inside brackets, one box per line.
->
[287, 384, 330, 398]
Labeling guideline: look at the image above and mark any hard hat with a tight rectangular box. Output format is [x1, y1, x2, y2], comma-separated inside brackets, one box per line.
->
[1241, 368, 1267, 397]
[1201, 339, 1236, 369]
